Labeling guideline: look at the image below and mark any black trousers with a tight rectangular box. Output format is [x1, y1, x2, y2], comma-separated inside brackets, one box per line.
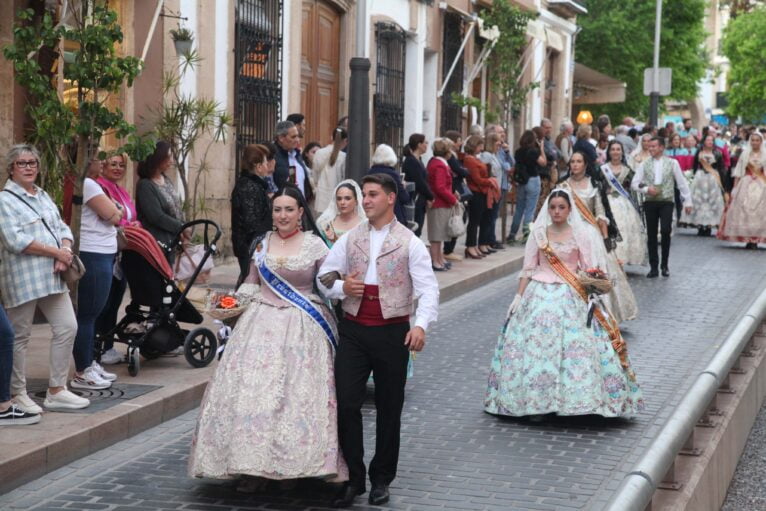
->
[644, 201, 674, 270]
[414, 195, 427, 237]
[335, 319, 410, 489]
[465, 192, 485, 248]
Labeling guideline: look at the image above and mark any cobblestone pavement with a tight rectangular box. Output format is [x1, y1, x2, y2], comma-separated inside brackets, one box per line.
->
[2, 231, 765, 511]
[722, 402, 766, 510]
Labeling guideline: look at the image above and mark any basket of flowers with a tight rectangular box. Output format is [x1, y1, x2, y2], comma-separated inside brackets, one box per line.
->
[206, 291, 249, 321]
[577, 267, 613, 295]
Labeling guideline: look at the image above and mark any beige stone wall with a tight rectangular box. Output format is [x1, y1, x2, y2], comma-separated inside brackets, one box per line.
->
[0, 0, 27, 169]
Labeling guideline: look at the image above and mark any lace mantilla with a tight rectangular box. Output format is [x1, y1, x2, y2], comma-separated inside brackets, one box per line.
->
[265, 232, 328, 270]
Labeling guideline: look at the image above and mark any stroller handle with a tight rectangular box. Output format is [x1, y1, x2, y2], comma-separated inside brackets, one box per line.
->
[172, 219, 223, 250]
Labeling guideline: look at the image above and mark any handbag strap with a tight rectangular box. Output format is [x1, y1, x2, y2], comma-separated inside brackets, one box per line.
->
[3, 189, 61, 248]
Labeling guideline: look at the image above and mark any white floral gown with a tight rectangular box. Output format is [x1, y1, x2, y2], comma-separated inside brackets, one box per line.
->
[680, 152, 725, 228]
[601, 164, 648, 266]
[189, 233, 348, 481]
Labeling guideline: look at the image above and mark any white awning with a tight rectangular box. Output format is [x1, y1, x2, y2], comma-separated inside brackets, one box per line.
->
[572, 62, 626, 104]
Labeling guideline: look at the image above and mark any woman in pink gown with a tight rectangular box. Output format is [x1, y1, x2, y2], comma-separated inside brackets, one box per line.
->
[718, 131, 766, 249]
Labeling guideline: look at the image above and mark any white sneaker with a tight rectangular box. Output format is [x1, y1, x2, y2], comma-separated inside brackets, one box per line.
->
[90, 361, 117, 382]
[12, 391, 43, 415]
[100, 348, 123, 365]
[43, 389, 90, 410]
[70, 367, 112, 390]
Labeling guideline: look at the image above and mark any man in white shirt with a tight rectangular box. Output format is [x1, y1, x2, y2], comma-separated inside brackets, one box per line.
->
[631, 136, 693, 278]
[318, 173, 438, 508]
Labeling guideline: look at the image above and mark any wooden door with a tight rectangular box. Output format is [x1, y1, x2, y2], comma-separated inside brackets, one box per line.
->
[301, 0, 341, 146]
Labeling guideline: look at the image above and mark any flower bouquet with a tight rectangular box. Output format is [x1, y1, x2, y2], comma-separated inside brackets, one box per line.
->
[206, 290, 249, 321]
[577, 267, 613, 295]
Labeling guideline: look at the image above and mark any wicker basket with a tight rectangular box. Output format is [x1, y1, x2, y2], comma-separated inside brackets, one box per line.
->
[206, 305, 247, 321]
[577, 270, 613, 295]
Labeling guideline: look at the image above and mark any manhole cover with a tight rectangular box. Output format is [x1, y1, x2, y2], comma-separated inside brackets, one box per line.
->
[27, 379, 161, 414]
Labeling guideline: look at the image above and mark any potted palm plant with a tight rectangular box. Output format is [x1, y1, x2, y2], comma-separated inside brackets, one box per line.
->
[170, 27, 194, 57]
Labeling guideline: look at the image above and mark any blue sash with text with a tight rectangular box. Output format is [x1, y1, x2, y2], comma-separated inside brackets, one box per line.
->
[257, 260, 337, 351]
[601, 164, 639, 213]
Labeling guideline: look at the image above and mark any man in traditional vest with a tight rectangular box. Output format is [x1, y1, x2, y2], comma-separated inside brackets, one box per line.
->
[318, 173, 439, 508]
[631, 136, 692, 278]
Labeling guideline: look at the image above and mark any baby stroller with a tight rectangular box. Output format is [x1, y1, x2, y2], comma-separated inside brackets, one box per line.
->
[96, 220, 222, 376]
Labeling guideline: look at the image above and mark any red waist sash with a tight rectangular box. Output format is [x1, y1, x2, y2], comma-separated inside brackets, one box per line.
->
[345, 285, 410, 326]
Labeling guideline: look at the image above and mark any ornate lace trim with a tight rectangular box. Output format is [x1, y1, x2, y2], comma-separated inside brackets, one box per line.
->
[265, 233, 328, 270]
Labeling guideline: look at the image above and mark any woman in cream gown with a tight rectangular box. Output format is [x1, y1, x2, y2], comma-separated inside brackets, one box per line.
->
[559, 151, 638, 324]
[718, 131, 766, 249]
[600, 141, 647, 266]
[189, 187, 347, 491]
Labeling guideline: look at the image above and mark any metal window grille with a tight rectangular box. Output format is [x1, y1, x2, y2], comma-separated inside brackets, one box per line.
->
[374, 22, 407, 158]
[440, 12, 464, 134]
[234, 0, 283, 166]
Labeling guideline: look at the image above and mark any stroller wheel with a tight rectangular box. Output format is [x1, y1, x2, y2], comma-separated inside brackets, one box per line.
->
[128, 347, 141, 377]
[184, 328, 217, 368]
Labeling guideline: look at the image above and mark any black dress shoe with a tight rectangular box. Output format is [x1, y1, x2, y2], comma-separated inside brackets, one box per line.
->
[369, 483, 390, 505]
[331, 484, 364, 508]
[647, 269, 659, 278]
[491, 242, 506, 250]
[661, 267, 670, 277]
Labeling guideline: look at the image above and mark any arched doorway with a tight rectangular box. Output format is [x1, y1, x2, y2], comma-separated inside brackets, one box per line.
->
[300, 0, 341, 146]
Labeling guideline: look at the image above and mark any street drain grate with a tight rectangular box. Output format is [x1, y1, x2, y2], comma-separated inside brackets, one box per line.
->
[27, 378, 161, 414]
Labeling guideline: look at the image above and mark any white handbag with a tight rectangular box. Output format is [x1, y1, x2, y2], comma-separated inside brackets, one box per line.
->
[446, 202, 466, 238]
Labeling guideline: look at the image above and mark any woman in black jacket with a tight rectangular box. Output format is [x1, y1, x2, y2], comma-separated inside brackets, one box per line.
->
[231, 144, 275, 284]
[402, 133, 434, 237]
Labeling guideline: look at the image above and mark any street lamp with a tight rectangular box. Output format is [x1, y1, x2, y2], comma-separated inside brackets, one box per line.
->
[576, 110, 593, 125]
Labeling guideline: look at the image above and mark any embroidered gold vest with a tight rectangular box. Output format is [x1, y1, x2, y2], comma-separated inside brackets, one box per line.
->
[343, 219, 414, 318]
[642, 157, 676, 202]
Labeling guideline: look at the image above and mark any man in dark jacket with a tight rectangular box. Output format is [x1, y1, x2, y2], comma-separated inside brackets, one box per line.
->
[273, 120, 312, 200]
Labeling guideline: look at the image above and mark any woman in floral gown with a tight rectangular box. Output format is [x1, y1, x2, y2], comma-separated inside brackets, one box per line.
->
[718, 131, 766, 249]
[600, 141, 647, 266]
[680, 134, 726, 236]
[189, 186, 347, 490]
[484, 189, 644, 419]
[559, 152, 639, 324]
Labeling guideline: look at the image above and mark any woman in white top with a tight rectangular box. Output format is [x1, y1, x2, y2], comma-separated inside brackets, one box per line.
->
[312, 128, 348, 214]
[71, 157, 124, 390]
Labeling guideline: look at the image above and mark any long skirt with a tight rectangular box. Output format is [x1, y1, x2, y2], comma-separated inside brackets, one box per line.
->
[608, 193, 648, 266]
[189, 296, 348, 481]
[484, 281, 644, 418]
[680, 172, 725, 228]
[602, 252, 639, 324]
[717, 172, 766, 243]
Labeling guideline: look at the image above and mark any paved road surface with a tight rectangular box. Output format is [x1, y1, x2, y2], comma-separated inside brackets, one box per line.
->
[2, 232, 765, 511]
